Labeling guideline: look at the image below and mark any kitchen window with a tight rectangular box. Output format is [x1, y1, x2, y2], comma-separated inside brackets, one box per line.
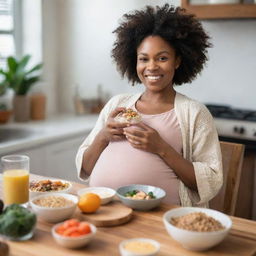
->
[0, 0, 21, 69]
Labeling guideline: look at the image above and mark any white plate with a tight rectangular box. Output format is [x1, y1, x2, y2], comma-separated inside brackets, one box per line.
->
[77, 187, 116, 205]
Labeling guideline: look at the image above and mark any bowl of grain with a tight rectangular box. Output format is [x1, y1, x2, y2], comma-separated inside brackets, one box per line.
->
[163, 207, 232, 251]
[30, 193, 78, 223]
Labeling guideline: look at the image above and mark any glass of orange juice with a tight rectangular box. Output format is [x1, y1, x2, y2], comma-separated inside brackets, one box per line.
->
[1, 155, 29, 205]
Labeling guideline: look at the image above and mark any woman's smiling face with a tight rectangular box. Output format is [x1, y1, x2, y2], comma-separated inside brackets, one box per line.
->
[136, 36, 180, 92]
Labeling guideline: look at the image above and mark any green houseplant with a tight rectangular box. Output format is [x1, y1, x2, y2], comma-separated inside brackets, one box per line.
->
[0, 55, 43, 122]
[0, 72, 12, 123]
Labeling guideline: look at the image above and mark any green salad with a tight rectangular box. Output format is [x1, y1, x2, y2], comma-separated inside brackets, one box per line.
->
[124, 190, 156, 200]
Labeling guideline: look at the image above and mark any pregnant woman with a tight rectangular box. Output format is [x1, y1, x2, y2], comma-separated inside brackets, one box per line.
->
[76, 4, 223, 207]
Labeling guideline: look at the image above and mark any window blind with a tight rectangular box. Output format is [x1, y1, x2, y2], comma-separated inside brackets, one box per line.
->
[0, 0, 14, 69]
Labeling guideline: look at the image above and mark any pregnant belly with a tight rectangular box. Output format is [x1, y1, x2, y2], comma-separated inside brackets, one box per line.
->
[89, 141, 180, 205]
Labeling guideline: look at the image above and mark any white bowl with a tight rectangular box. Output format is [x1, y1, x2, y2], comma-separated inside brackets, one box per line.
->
[77, 187, 116, 205]
[116, 184, 166, 211]
[29, 179, 72, 199]
[52, 222, 97, 249]
[119, 238, 160, 256]
[30, 193, 78, 223]
[163, 207, 232, 251]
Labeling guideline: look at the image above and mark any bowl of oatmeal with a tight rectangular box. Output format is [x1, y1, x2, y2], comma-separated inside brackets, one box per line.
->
[29, 179, 72, 198]
[30, 193, 78, 223]
[163, 207, 232, 251]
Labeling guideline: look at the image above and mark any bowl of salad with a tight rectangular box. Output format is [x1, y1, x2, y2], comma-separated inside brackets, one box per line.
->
[116, 184, 166, 211]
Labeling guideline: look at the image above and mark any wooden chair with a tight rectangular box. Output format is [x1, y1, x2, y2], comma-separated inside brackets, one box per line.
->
[209, 141, 245, 216]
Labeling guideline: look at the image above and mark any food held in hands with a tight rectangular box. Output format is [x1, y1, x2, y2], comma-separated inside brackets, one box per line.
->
[125, 190, 156, 200]
[115, 108, 141, 124]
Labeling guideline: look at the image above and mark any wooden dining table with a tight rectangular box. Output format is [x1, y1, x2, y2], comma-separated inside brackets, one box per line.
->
[1, 174, 256, 256]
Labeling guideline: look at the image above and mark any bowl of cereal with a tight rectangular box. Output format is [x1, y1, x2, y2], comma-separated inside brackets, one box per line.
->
[119, 238, 160, 256]
[77, 187, 116, 205]
[30, 193, 78, 223]
[163, 207, 232, 251]
[29, 179, 72, 198]
[116, 184, 166, 211]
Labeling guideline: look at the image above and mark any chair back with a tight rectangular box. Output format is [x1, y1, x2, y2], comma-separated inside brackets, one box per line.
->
[209, 141, 245, 215]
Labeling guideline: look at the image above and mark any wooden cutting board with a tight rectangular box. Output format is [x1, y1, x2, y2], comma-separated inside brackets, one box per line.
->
[75, 200, 133, 227]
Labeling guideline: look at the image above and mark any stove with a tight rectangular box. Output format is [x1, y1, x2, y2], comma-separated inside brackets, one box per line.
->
[205, 104, 256, 145]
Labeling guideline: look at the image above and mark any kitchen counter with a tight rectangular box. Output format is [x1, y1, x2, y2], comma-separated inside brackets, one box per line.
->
[0, 114, 98, 155]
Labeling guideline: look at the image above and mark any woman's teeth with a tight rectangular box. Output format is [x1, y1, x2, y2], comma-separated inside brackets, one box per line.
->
[147, 75, 161, 81]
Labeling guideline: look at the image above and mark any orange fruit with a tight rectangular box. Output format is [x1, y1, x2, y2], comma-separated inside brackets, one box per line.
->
[78, 193, 101, 213]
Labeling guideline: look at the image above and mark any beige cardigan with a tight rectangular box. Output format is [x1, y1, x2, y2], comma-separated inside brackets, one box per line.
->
[76, 92, 223, 207]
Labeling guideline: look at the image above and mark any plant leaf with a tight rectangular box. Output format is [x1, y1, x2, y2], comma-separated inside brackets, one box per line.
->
[26, 63, 43, 75]
[17, 76, 39, 95]
[7, 56, 17, 72]
[17, 55, 31, 73]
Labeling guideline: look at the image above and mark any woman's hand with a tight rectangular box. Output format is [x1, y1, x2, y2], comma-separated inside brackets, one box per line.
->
[123, 122, 167, 155]
[99, 107, 129, 143]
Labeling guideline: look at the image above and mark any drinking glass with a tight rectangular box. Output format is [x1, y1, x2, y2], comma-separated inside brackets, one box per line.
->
[1, 155, 30, 205]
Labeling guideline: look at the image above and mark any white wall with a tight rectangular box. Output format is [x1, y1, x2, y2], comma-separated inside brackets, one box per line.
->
[41, 0, 59, 116]
[176, 20, 256, 109]
[52, 0, 179, 113]
[42, 0, 256, 113]
[21, 0, 59, 117]
[22, 0, 42, 66]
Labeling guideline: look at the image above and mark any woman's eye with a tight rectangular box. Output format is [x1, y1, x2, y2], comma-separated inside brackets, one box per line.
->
[159, 56, 168, 61]
[138, 58, 148, 62]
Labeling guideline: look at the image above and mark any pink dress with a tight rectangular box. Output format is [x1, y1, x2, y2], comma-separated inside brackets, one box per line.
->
[89, 107, 183, 205]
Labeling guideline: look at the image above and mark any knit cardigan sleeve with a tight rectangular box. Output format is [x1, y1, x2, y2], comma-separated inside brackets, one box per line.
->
[75, 95, 119, 181]
[176, 93, 223, 207]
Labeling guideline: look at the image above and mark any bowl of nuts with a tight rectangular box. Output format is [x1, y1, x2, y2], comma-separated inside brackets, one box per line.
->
[163, 207, 232, 251]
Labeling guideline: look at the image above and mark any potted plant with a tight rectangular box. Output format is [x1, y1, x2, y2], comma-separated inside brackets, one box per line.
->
[0, 79, 13, 124]
[0, 55, 43, 122]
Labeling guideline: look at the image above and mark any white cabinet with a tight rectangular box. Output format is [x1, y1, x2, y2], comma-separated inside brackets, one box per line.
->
[2, 134, 87, 183]
[19, 147, 47, 175]
[44, 136, 85, 182]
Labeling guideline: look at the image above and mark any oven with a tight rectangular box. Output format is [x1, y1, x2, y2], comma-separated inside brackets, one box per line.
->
[206, 104, 256, 220]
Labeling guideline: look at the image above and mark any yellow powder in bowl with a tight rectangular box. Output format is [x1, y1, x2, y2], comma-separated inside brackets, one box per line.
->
[124, 241, 156, 254]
